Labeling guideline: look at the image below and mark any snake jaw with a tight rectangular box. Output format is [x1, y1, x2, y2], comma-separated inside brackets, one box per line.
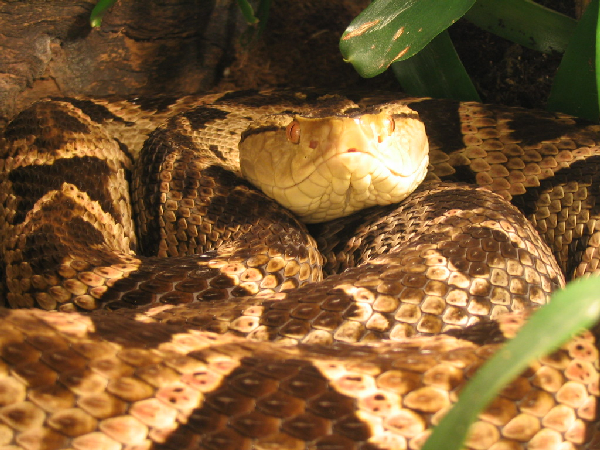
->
[239, 105, 429, 223]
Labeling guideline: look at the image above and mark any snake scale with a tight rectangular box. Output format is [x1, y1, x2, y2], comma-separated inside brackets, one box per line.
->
[1, 89, 600, 450]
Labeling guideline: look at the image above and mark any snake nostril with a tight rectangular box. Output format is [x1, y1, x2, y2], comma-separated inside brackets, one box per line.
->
[347, 148, 358, 153]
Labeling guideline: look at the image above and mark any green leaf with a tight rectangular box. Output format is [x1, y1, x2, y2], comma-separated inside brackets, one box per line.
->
[237, 0, 259, 24]
[239, 0, 272, 45]
[90, 0, 118, 28]
[547, 0, 599, 121]
[422, 276, 600, 450]
[464, 0, 576, 54]
[391, 30, 480, 101]
[340, 0, 476, 78]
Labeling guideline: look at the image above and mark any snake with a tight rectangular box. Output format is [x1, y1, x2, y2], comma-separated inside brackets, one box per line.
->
[0, 89, 600, 450]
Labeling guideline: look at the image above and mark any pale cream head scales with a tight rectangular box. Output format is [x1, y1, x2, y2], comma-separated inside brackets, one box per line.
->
[239, 103, 429, 223]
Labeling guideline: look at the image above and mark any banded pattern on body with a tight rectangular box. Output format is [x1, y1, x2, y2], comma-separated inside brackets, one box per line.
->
[0, 90, 599, 449]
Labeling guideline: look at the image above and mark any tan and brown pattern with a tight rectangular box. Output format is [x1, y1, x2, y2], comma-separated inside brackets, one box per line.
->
[0, 89, 599, 449]
[0, 309, 596, 450]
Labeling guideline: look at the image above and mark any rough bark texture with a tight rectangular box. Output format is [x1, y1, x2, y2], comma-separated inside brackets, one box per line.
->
[0, 0, 241, 125]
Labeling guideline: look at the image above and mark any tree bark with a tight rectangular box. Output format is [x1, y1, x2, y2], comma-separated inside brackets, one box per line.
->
[0, 0, 240, 125]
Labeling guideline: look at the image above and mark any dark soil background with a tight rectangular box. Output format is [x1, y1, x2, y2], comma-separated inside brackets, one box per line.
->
[449, 0, 578, 108]
[216, 0, 577, 109]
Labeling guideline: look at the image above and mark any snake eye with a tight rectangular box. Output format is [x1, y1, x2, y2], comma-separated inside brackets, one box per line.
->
[378, 116, 396, 143]
[387, 116, 395, 133]
[286, 121, 301, 144]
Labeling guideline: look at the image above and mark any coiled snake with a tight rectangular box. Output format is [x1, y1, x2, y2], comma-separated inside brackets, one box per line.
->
[0, 89, 599, 449]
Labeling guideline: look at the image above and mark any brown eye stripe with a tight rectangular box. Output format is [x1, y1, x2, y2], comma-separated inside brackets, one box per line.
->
[240, 125, 282, 143]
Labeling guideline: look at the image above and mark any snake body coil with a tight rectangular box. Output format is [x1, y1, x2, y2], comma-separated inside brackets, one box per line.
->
[0, 90, 600, 449]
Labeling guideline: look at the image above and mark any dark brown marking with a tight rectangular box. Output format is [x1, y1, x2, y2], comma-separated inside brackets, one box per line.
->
[444, 318, 505, 345]
[406, 99, 465, 155]
[51, 98, 134, 125]
[22, 217, 106, 278]
[209, 144, 225, 161]
[8, 156, 122, 226]
[183, 106, 230, 130]
[130, 96, 180, 113]
[3, 106, 90, 154]
[498, 108, 596, 147]
[23, 223, 72, 278]
[157, 355, 372, 447]
[89, 314, 184, 348]
[240, 126, 281, 143]
[135, 128, 197, 256]
[510, 155, 600, 279]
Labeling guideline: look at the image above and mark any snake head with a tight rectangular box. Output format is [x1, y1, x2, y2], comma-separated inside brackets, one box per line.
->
[239, 103, 429, 223]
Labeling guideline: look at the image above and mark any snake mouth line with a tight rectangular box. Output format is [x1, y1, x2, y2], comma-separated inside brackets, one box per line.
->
[289, 148, 422, 189]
